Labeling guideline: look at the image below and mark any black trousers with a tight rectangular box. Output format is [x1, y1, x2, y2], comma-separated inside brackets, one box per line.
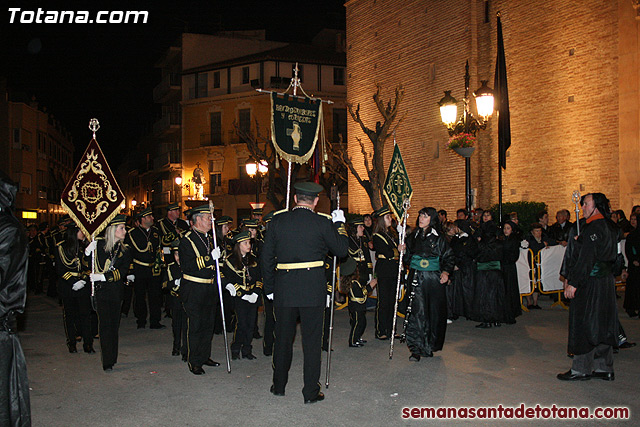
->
[231, 298, 257, 356]
[262, 297, 275, 355]
[121, 283, 133, 316]
[273, 305, 323, 400]
[61, 293, 93, 346]
[133, 275, 162, 327]
[170, 294, 187, 354]
[375, 274, 396, 338]
[182, 282, 218, 369]
[95, 282, 123, 369]
[572, 343, 613, 374]
[349, 307, 367, 345]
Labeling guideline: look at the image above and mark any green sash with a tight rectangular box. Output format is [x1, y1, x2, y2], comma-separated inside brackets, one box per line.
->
[410, 256, 440, 272]
[477, 261, 501, 271]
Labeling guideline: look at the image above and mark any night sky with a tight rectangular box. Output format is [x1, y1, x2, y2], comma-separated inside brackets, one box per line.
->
[3, 0, 345, 163]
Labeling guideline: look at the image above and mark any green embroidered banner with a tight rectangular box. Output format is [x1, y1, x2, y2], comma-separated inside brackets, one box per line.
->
[383, 144, 413, 221]
[270, 92, 322, 164]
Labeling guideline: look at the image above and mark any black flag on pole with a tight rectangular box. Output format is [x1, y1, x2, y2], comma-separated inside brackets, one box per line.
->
[494, 14, 511, 170]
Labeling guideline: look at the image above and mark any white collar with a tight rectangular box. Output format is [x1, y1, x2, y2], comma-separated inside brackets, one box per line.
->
[427, 228, 438, 237]
[458, 232, 469, 238]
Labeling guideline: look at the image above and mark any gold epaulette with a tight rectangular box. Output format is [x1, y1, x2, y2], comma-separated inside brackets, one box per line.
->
[318, 212, 332, 220]
[273, 209, 287, 217]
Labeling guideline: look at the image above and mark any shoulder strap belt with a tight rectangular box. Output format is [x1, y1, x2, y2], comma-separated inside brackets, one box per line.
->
[276, 260, 324, 270]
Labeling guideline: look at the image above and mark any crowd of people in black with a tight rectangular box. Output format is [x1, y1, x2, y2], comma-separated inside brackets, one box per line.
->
[22, 197, 640, 372]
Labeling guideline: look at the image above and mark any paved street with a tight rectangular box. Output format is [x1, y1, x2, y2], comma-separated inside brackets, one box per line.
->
[19, 293, 638, 426]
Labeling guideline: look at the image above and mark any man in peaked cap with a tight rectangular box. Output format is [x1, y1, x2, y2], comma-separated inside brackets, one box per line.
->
[178, 203, 223, 375]
[261, 181, 348, 404]
[125, 207, 165, 329]
[158, 203, 190, 260]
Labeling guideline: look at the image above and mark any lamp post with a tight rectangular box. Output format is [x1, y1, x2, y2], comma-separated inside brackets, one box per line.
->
[439, 61, 494, 213]
[245, 160, 268, 204]
[174, 176, 182, 206]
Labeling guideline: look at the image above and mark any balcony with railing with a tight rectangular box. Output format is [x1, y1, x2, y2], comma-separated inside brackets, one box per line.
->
[153, 150, 181, 170]
[200, 132, 224, 147]
[153, 73, 181, 103]
[228, 178, 257, 195]
[153, 112, 181, 135]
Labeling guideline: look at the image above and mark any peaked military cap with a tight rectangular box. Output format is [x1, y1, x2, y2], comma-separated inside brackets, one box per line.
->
[190, 204, 210, 215]
[109, 214, 127, 226]
[233, 230, 251, 244]
[340, 257, 357, 277]
[136, 207, 153, 219]
[166, 202, 180, 211]
[294, 181, 323, 197]
[243, 219, 259, 228]
[348, 216, 364, 226]
[252, 207, 263, 215]
[216, 215, 233, 226]
[263, 211, 275, 223]
[373, 205, 391, 218]
[183, 208, 193, 220]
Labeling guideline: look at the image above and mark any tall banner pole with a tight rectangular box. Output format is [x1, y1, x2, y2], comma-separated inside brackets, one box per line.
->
[325, 191, 340, 388]
[572, 191, 581, 235]
[389, 198, 410, 359]
[209, 201, 231, 373]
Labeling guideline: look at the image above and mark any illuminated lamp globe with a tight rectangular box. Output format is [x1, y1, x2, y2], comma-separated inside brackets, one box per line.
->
[438, 91, 458, 128]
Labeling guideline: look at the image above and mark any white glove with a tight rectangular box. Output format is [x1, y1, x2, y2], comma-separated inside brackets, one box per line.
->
[241, 293, 259, 304]
[225, 284, 236, 297]
[163, 247, 171, 254]
[326, 295, 331, 308]
[90, 273, 106, 282]
[520, 240, 530, 249]
[174, 278, 181, 287]
[397, 223, 403, 234]
[266, 293, 274, 300]
[85, 240, 98, 256]
[126, 275, 135, 282]
[72, 280, 86, 291]
[211, 247, 221, 260]
[331, 209, 346, 224]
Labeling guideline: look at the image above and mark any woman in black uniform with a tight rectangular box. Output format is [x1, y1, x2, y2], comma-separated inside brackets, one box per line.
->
[56, 224, 93, 353]
[222, 230, 262, 360]
[87, 215, 132, 371]
[371, 206, 399, 340]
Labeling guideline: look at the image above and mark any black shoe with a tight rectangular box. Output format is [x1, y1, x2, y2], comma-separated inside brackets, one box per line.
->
[172, 349, 180, 356]
[533, 305, 542, 310]
[83, 344, 96, 354]
[242, 353, 257, 360]
[349, 342, 363, 348]
[304, 392, 325, 404]
[75, 336, 82, 342]
[591, 371, 615, 381]
[182, 354, 188, 362]
[376, 335, 389, 340]
[232, 353, 241, 360]
[557, 370, 590, 381]
[493, 323, 502, 327]
[150, 323, 166, 329]
[270, 385, 285, 396]
[253, 331, 262, 339]
[67, 344, 77, 353]
[619, 341, 636, 349]
[203, 358, 220, 367]
[357, 339, 367, 344]
[190, 366, 205, 375]
[505, 320, 516, 325]
[476, 323, 492, 329]
[527, 304, 534, 309]
[103, 364, 113, 372]
[409, 354, 421, 362]
[137, 324, 145, 329]
[263, 350, 272, 357]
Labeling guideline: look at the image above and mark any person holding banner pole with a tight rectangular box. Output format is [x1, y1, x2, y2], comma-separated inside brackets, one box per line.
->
[87, 215, 132, 371]
[402, 207, 454, 361]
[261, 182, 348, 404]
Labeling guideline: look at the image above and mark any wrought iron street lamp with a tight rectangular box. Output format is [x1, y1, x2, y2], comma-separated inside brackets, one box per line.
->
[245, 160, 268, 203]
[439, 61, 494, 212]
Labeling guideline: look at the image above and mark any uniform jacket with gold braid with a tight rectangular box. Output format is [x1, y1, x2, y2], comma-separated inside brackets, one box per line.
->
[158, 217, 190, 250]
[93, 238, 132, 285]
[221, 254, 263, 297]
[55, 242, 91, 298]
[372, 230, 400, 277]
[178, 229, 217, 285]
[163, 261, 183, 297]
[348, 279, 373, 312]
[125, 226, 163, 277]
[261, 208, 349, 308]
[349, 233, 373, 278]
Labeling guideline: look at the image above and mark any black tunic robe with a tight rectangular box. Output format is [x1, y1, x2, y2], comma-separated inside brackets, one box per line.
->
[562, 217, 618, 355]
[449, 233, 477, 319]
[501, 236, 522, 322]
[623, 228, 640, 313]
